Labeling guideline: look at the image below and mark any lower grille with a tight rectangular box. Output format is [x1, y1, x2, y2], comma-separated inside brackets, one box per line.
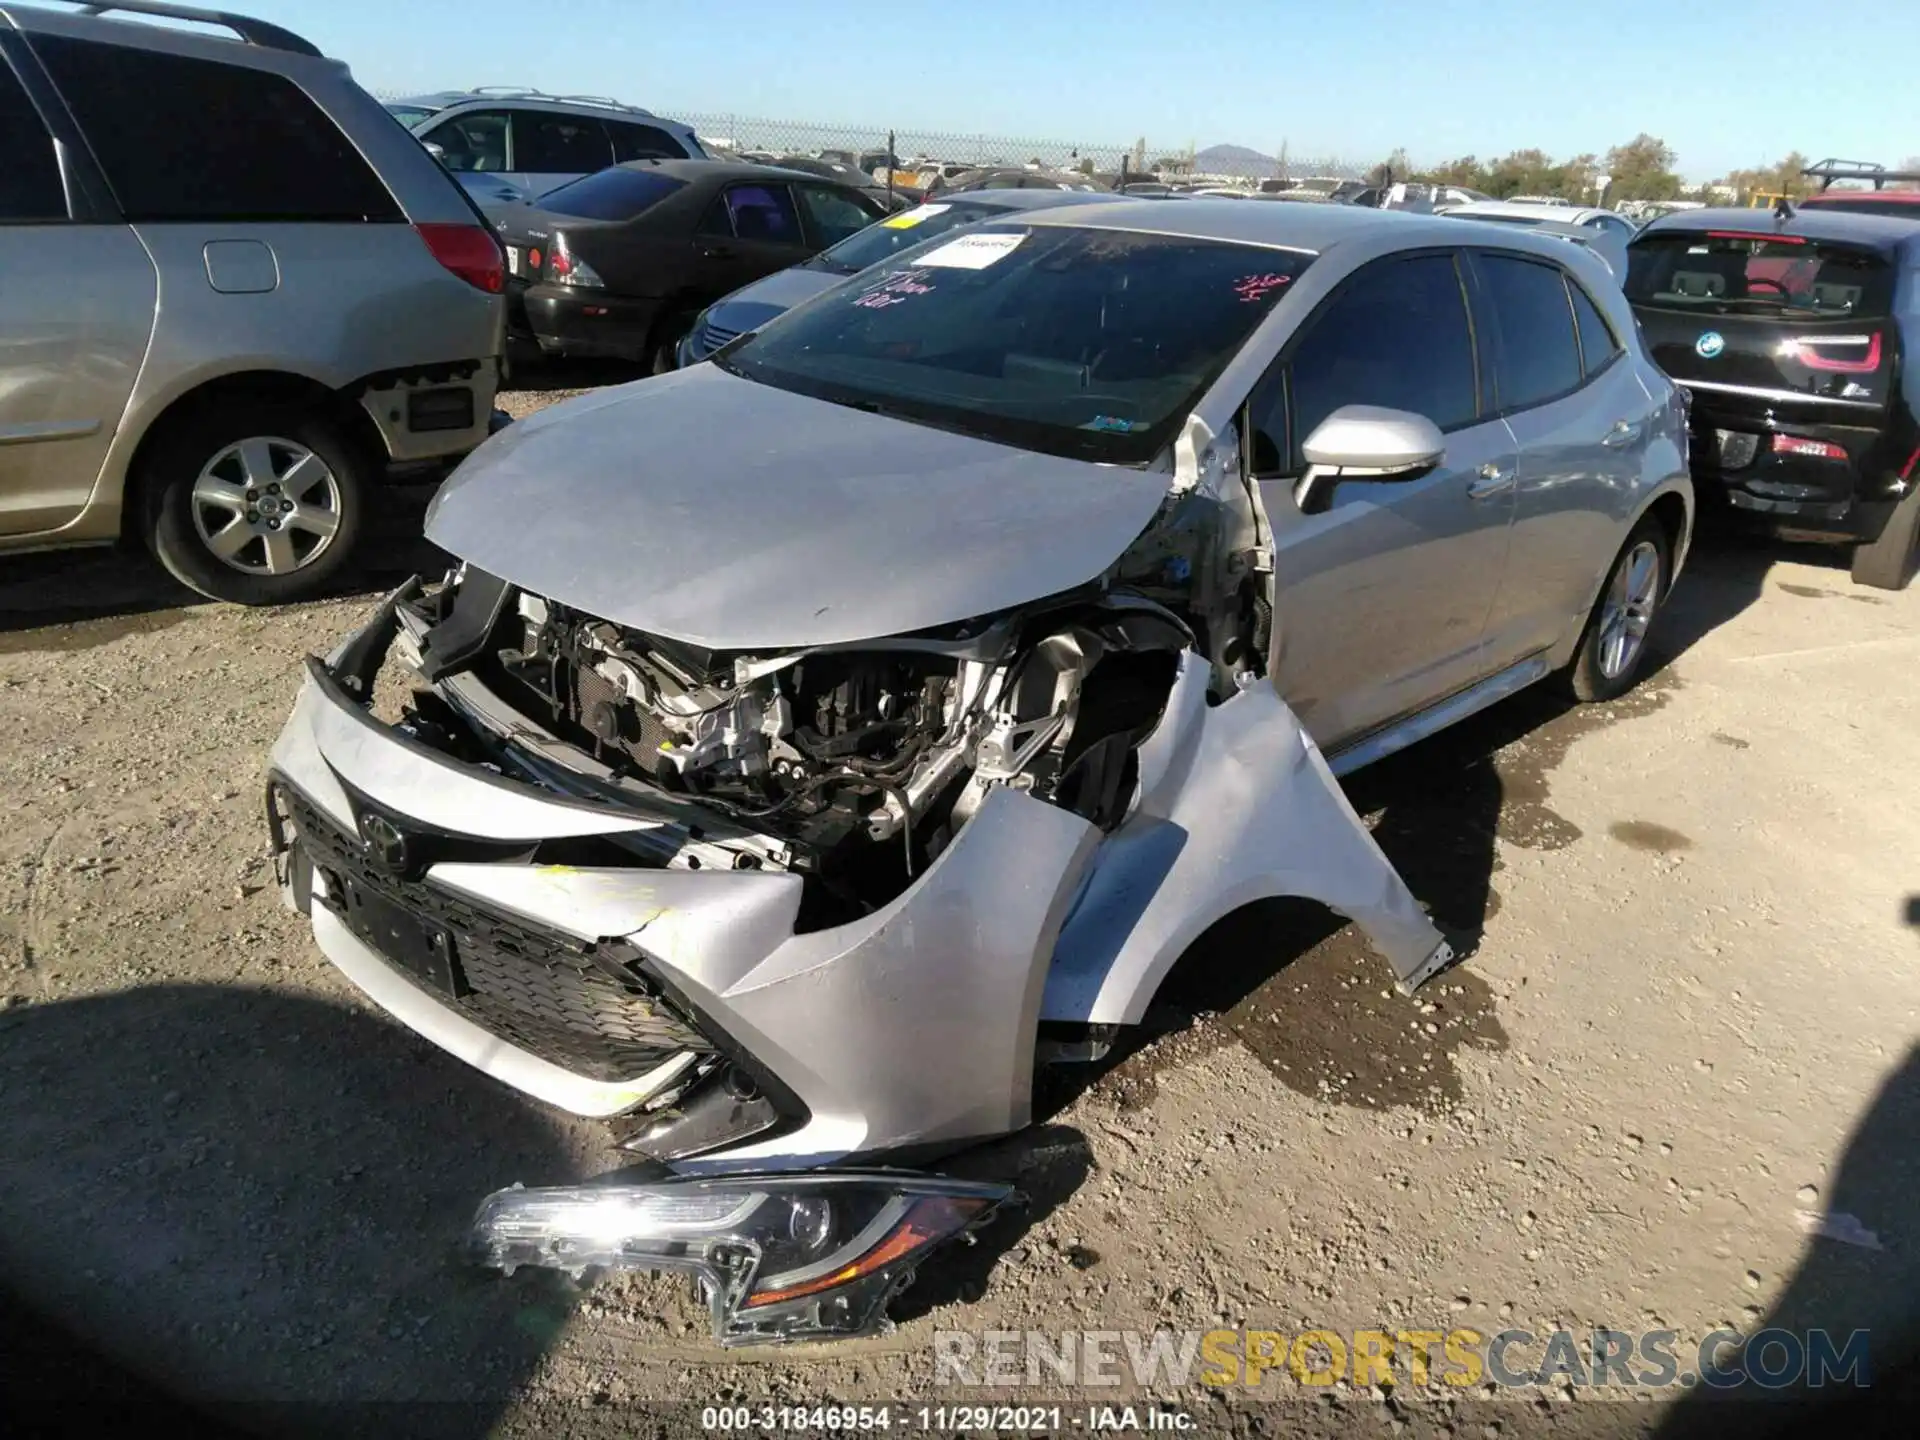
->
[696, 317, 742, 356]
[283, 788, 711, 1082]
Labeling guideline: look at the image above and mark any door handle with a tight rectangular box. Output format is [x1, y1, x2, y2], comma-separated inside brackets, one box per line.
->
[699, 243, 735, 259]
[1602, 417, 1644, 449]
[1467, 461, 1515, 501]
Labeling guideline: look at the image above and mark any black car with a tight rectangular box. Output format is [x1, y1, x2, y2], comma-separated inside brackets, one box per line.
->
[766, 154, 920, 211]
[1624, 208, 1920, 588]
[496, 159, 888, 369]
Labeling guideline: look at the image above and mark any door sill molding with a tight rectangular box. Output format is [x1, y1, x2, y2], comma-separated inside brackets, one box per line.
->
[1326, 654, 1552, 777]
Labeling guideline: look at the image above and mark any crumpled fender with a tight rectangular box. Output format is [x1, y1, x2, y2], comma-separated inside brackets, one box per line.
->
[1042, 660, 1453, 1025]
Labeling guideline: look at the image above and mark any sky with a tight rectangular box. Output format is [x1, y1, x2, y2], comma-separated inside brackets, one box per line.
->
[230, 0, 1916, 182]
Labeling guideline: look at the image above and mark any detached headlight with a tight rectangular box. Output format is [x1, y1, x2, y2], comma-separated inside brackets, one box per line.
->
[468, 1172, 1014, 1345]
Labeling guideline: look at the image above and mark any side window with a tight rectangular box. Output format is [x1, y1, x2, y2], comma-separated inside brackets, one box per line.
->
[31, 36, 401, 222]
[1247, 253, 1479, 475]
[424, 110, 510, 173]
[0, 58, 66, 221]
[512, 112, 612, 173]
[607, 121, 688, 162]
[715, 183, 802, 244]
[794, 185, 877, 247]
[1568, 280, 1622, 379]
[1478, 253, 1583, 410]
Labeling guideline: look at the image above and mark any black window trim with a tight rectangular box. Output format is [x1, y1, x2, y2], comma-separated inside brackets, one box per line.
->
[1463, 247, 1594, 419]
[0, 32, 118, 224]
[1565, 273, 1624, 383]
[1242, 245, 1486, 481]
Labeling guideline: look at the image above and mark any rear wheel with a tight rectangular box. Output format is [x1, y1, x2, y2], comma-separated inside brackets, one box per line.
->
[1564, 517, 1671, 703]
[1850, 483, 1920, 591]
[146, 404, 368, 605]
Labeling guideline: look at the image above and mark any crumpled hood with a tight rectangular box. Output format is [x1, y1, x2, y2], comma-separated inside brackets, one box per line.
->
[426, 364, 1172, 650]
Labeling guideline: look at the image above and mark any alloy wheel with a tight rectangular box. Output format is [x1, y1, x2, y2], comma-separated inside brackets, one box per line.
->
[1596, 540, 1661, 680]
[189, 437, 344, 577]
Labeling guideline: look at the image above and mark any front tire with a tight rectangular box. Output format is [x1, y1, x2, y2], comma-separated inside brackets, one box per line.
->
[1564, 517, 1671, 703]
[1850, 483, 1920, 591]
[145, 404, 368, 605]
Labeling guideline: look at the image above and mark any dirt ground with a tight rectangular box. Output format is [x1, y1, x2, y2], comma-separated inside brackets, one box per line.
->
[2, 377, 1917, 1438]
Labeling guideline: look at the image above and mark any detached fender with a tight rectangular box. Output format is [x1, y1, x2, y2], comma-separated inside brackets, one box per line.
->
[1042, 662, 1452, 1026]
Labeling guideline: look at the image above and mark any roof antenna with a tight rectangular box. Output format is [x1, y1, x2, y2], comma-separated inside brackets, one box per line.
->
[1773, 194, 1796, 221]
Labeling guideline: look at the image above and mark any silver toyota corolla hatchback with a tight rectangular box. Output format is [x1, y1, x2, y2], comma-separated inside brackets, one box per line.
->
[267, 201, 1692, 1342]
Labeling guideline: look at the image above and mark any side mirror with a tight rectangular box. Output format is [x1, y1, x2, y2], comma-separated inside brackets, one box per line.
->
[1293, 405, 1445, 516]
[423, 141, 448, 164]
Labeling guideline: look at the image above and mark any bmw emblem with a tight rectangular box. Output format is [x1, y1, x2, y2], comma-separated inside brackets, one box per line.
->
[1695, 331, 1726, 360]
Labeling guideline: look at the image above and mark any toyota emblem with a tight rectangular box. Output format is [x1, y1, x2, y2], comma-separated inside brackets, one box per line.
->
[358, 812, 411, 873]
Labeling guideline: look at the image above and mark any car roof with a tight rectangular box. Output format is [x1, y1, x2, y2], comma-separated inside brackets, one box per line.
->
[389, 89, 675, 122]
[1446, 200, 1606, 222]
[1636, 205, 1920, 257]
[605, 157, 868, 186]
[1800, 190, 1920, 206]
[1014, 197, 1474, 253]
[950, 188, 1125, 211]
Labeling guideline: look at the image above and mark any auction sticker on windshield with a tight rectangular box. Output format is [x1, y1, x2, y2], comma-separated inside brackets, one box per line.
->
[917, 232, 1027, 268]
[882, 204, 951, 229]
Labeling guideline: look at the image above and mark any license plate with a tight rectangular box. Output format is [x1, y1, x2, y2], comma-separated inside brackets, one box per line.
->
[1715, 429, 1759, 469]
[336, 873, 468, 997]
[505, 244, 524, 277]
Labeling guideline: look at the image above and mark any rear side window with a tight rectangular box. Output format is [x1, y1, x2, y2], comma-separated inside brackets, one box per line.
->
[1479, 253, 1583, 410]
[424, 110, 509, 173]
[608, 121, 688, 162]
[1569, 282, 1621, 377]
[32, 36, 402, 223]
[538, 167, 685, 221]
[794, 184, 878, 247]
[1625, 232, 1894, 321]
[0, 59, 65, 221]
[512, 112, 611, 173]
[1252, 252, 1478, 473]
[707, 183, 803, 244]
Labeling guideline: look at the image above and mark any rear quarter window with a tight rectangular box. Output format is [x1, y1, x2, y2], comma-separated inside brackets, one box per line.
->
[31, 35, 403, 223]
[1479, 253, 1583, 409]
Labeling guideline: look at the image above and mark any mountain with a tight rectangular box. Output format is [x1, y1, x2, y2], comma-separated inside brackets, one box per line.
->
[1194, 143, 1276, 168]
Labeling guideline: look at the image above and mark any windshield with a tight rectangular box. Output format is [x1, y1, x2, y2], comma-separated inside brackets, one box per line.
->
[719, 224, 1315, 465]
[538, 167, 686, 220]
[1625, 233, 1894, 320]
[807, 200, 1004, 274]
[383, 103, 438, 129]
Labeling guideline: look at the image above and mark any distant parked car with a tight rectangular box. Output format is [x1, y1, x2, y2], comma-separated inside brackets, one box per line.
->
[0, 0, 505, 605]
[497, 159, 887, 369]
[930, 167, 1109, 194]
[1439, 200, 1638, 242]
[769, 154, 920, 211]
[385, 89, 706, 205]
[1795, 159, 1920, 218]
[675, 189, 1125, 367]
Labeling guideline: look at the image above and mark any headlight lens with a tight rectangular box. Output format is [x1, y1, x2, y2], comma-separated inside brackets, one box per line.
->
[469, 1172, 1013, 1345]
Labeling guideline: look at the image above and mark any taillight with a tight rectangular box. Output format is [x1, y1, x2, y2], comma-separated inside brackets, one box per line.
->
[546, 233, 605, 289]
[1772, 434, 1849, 462]
[1780, 333, 1882, 373]
[414, 223, 505, 294]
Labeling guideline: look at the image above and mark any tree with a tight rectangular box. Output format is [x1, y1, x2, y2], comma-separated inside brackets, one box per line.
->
[1720, 152, 1812, 204]
[1422, 155, 1489, 190]
[1368, 146, 1413, 188]
[1484, 148, 1556, 198]
[1892, 155, 1920, 191]
[1603, 134, 1682, 203]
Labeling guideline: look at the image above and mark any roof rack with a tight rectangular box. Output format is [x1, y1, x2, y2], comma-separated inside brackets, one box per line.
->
[1800, 159, 1920, 192]
[68, 0, 321, 56]
[464, 85, 653, 116]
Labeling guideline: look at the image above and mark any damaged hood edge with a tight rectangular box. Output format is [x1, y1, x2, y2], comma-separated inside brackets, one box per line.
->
[426, 364, 1174, 650]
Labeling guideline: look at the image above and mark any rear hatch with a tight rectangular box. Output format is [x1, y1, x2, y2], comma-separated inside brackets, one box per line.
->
[1624, 228, 1899, 411]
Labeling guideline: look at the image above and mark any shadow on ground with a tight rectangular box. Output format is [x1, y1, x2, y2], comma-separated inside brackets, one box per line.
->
[1655, 1044, 1920, 1439]
[0, 483, 448, 639]
[0, 984, 586, 1437]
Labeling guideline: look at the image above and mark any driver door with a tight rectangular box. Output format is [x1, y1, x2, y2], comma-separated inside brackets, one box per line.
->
[1247, 250, 1519, 752]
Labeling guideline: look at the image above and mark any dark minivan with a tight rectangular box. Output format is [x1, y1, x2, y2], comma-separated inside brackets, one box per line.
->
[1624, 208, 1920, 588]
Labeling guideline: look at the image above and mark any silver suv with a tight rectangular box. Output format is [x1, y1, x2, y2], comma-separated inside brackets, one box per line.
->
[0, 0, 506, 605]
[385, 89, 708, 208]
